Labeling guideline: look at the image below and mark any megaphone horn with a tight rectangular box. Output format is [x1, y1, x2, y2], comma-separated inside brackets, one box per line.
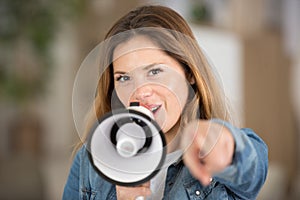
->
[87, 102, 167, 186]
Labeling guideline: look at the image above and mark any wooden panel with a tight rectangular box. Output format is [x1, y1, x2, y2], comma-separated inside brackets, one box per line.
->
[243, 31, 297, 183]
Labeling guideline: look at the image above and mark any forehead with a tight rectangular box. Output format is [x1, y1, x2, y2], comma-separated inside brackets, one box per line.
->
[112, 35, 183, 73]
[113, 35, 158, 59]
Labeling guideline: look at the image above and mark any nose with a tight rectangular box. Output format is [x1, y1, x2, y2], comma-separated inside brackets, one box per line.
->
[132, 85, 153, 102]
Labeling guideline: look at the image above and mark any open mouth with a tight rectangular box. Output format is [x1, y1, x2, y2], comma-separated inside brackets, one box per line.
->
[148, 105, 161, 114]
[137, 103, 162, 115]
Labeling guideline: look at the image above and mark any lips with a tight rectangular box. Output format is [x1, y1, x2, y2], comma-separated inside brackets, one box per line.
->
[140, 103, 162, 115]
[149, 105, 161, 114]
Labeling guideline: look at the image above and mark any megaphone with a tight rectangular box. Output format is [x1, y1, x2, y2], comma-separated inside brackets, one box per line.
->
[87, 102, 167, 186]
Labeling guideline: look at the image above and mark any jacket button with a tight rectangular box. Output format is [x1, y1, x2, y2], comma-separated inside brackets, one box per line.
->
[195, 190, 201, 196]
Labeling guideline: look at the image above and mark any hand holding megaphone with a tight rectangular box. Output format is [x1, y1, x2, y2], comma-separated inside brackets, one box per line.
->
[87, 102, 166, 186]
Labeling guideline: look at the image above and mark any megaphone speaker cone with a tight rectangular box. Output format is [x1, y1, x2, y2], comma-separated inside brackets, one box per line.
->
[87, 106, 166, 186]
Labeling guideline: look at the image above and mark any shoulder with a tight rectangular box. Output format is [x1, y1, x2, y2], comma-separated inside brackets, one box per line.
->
[209, 119, 268, 198]
[211, 118, 268, 153]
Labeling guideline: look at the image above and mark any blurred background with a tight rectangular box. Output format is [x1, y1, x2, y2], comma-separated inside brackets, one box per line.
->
[0, 0, 299, 199]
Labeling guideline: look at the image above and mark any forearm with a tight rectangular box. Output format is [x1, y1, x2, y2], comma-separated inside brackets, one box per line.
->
[212, 119, 268, 199]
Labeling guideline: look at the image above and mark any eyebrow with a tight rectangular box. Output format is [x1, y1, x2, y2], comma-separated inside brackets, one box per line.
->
[113, 63, 163, 75]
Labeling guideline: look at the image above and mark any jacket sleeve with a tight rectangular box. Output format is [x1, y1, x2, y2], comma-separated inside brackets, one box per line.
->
[62, 147, 82, 200]
[212, 119, 268, 199]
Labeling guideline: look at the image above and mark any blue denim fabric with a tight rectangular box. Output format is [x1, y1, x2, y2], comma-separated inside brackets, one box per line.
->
[62, 119, 268, 200]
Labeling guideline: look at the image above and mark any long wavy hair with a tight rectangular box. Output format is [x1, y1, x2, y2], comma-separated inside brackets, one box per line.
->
[75, 5, 231, 151]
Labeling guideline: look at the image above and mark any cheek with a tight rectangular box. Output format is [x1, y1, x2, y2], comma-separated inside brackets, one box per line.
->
[166, 80, 189, 111]
[159, 70, 189, 107]
[166, 94, 182, 126]
[114, 85, 134, 106]
[159, 82, 189, 129]
[166, 90, 186, 118]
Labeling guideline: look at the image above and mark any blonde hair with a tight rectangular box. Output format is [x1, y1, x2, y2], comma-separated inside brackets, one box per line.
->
[75, 5, 231, 151]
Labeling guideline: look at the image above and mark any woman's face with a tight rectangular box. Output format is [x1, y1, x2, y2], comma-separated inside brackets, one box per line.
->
[112, 35, 190, 134]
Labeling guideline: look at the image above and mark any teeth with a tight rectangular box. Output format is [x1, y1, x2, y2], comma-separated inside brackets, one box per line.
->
[150, 106, 160, 112]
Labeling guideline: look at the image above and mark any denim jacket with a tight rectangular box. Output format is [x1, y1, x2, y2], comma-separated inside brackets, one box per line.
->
[63, 119, 268, 200]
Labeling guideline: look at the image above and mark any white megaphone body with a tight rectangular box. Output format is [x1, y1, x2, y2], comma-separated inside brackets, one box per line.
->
[87, 102, 167, 186]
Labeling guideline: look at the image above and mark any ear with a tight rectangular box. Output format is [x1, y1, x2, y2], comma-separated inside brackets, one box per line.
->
[187, 73, 195, 85]
[189, 76, 195, 85]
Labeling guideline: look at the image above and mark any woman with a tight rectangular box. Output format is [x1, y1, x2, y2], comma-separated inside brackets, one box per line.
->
[63, 5, 268, 200]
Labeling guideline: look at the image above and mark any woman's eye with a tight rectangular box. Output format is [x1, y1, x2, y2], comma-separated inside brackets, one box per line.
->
[116, 75, 130, 82]
[148, 68, 163, 76]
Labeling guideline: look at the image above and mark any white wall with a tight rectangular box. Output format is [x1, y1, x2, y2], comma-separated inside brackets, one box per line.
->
[191, 25, 243, 126]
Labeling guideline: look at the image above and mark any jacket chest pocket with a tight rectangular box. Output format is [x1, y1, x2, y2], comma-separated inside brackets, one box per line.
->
[201, 184, 229, 200]
[185, 179, 229, 200]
